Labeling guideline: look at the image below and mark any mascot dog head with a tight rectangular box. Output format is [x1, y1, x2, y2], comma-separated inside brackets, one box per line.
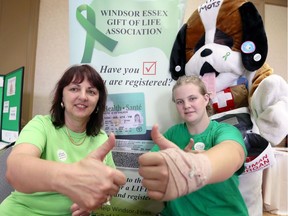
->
[170, 0, 268, 93]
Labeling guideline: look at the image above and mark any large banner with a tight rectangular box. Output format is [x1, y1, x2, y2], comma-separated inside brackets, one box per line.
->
[69, 1, 186, 215]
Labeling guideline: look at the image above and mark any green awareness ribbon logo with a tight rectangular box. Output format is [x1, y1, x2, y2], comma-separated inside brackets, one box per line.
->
[76, 4, 118, 63]
[222, 52, 231, 61]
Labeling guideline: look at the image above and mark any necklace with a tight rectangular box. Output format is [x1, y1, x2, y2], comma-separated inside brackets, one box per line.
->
[65, 127, 87, 146]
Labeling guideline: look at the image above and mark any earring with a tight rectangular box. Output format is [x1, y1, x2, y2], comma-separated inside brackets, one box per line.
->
[95, 107, 99, 113]
[61, 102, 64, 108]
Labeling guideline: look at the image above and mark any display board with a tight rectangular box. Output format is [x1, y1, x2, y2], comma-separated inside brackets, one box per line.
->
[0, 67, 24, 150]
[69, 0, 186, 215]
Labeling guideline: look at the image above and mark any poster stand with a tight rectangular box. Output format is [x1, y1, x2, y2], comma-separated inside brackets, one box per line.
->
[0, 67, 24, 150]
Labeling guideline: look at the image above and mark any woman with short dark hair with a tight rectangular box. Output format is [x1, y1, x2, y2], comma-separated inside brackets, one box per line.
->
[0, 64, 126, 216]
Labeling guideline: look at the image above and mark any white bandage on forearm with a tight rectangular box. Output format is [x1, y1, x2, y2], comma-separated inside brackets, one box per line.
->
[159, 148, 212, 201]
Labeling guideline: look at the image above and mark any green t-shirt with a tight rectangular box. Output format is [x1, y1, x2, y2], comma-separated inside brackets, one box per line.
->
[0, 115, 115, 216]
[152, 120, 249, 216]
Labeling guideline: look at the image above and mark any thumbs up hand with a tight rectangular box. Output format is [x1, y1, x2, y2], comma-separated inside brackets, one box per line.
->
[56, 133, 126, 212]
[150, 124, 179, 150]
[138, 125, 179, 200]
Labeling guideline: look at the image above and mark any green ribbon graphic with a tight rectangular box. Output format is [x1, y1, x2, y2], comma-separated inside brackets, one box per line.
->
[222, 51, 231, 61]
[76, 4, 118, 63]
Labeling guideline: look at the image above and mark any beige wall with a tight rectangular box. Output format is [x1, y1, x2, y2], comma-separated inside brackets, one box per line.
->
[0, 0, 39, 126]
[265, 4, 287, 78]
[33, 0, 69, 116]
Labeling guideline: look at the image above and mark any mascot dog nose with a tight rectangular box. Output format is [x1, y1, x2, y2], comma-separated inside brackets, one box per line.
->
[200, 49, 212, 57]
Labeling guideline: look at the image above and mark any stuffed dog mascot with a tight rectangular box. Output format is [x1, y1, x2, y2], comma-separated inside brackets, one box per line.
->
[169, 0, 288, 215]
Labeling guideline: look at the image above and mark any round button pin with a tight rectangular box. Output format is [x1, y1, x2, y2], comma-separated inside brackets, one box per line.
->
[253, 53, 262, 62]
[57, 149, 67, 161]
[194, 142, 205, 150]
[241, 41, 255, 54]
[175, 65, 181, 72]
[194, 142, 205, 151]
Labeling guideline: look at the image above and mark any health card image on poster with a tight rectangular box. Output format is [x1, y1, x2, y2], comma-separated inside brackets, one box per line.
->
[104, 92, 146, 135]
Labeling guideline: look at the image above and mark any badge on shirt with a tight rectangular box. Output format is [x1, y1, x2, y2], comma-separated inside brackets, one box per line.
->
[194, 142, 205, 151]
[57, 149, 68, 161]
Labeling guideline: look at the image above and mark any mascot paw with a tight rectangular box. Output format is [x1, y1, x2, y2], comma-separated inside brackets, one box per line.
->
[251, 75, 288, 145]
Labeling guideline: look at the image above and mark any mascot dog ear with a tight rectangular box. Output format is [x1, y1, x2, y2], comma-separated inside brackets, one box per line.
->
[169, 24, 187, 80]
[239, 2, 268, 71]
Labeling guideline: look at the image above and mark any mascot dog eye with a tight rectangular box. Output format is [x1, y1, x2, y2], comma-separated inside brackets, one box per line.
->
[195, 29, 234, 53]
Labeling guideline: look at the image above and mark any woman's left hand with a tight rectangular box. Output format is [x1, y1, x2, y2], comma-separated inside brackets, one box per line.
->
[184, 138, 205, 153]
[71, 203, 91, 216]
